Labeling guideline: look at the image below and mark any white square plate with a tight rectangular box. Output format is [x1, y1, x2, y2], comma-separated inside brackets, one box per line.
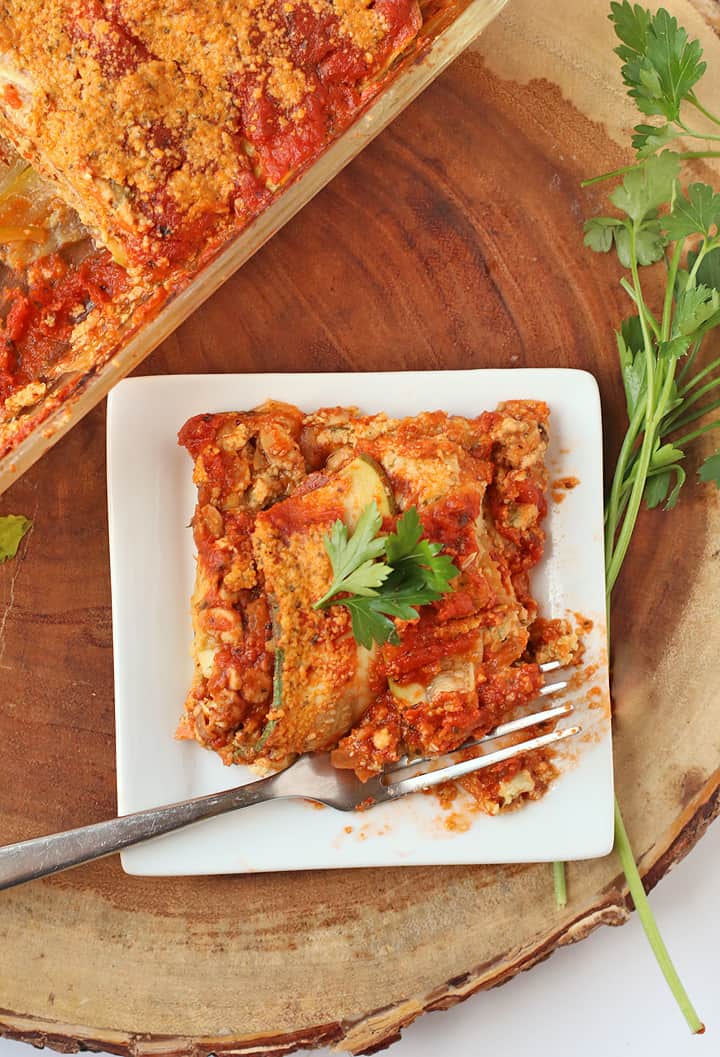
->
[108, 370, 613, 875]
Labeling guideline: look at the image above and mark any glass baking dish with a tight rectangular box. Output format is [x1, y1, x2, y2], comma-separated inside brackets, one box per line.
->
[0, 0, 506, 494]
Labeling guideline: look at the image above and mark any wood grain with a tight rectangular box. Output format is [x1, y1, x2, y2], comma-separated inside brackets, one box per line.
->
[1, 0, 719, 1053]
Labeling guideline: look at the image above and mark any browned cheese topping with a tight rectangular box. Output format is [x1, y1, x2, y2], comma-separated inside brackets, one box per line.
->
[0, 0, 398, 261]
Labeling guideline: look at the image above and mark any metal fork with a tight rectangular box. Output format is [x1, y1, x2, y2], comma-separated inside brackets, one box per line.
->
[0, 665, 577, 890]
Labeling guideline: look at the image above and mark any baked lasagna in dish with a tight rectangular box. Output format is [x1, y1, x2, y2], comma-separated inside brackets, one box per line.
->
[0, 0, 421, 454]
[177, 399, 579, 814]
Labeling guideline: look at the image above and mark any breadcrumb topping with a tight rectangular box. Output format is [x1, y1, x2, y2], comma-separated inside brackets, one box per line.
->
[0, 0, 417, 264]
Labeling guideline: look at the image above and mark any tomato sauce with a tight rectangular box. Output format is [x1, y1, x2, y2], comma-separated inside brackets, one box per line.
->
[264, 495, 341, 540]
[68, 0, 152, 79]
[231, 0, 420, 187]
[486, 475, 546, 571]
[0, 249, 128, 403]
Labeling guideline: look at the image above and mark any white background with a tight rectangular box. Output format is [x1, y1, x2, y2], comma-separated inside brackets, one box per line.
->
[1, 820, 717, 1057]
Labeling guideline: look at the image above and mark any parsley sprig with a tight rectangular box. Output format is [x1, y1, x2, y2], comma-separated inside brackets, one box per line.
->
[558, 3, 720, 1034]
[313, 502, 459, 649]
[585, 3, 720, 187]
[584, 12, 720, 590]
[585, 150, 720, 599]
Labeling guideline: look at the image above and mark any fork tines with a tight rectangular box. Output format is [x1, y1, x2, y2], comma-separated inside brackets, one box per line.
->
[382, 662, 579, 798]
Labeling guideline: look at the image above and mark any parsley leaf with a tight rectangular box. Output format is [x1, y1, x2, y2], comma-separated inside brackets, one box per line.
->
[384, 505, 458, 596]
[584, 216, 665, 267]
[624, 220, 666, 266]
[699, 450, 720, 487]
[610, 151, 680, 222]
[314, 503, 460, 647]
[384, 504, 427, 564]
[658, 335, 691, 360]
[611, 3, 706, 121]
[644, 470, 671, 507]
[341, 598, 397, 650]
[611, 1, 652, 55]
[665, 183, 720, 240]
[651, 441, 685, 468]
[632, 122, 679, 157]
[584, 216, 624, 253]
[342, 592, 423, 650]
[644, 439, 685, 515]
[616, 315, 646, 417]
[644, 464, 686, 508]
[315, 501, 391, 606]
[0, 515, 31, 563]
[665, 466, 686, 508]
[672, 283, 720, 336]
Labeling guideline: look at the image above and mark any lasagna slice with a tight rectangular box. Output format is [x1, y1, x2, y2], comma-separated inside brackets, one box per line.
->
[178, 400, 578, 813]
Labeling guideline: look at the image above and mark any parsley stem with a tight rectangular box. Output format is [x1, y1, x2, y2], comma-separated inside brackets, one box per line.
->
[666, 394, 720, 435]
[607, 418, 654, 597]
[629, 229, 656, 395]
[679, 352, 720, 395]
[581, 163, 645, 188]
[607, 231, 659, 593]
[676, 119, 720, 143]
[620, 278, 661, 339]
[662, 243, 683, 340]
[585, 16, 716, 1032]
[614, 801, 704, 1034]
[677, 336, 703, 386]
[619, 387, 720, 490]
[553, 861, 567, 908]
[675, 149, 720, 162]
[687, 239, 710, 288]
[665, 374, 720, 431]
[687, 92, 720, 129]
[672, 417, 720, 447]
[612, 484, 632, 530]
[314, 587, 338, 609]
[635, 359, 679, 504]
[581, 152, 720, 188]
[656, 360, 680, 432]
[605, 396, 646, 567]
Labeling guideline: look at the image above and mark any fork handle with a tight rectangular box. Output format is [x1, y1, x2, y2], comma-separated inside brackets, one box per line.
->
[0, 773, 281, 891]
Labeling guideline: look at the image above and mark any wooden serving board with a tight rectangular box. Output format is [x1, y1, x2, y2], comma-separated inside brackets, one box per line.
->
[1, 0, 719, 1053]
